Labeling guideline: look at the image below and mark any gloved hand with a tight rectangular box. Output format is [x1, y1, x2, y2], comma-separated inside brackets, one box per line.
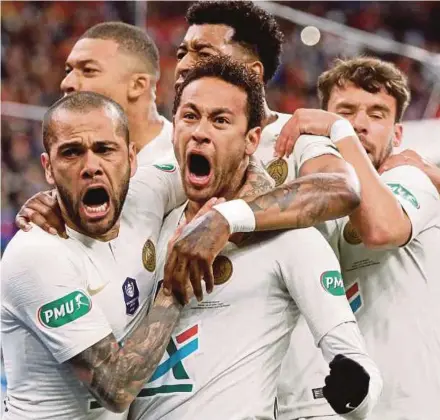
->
[323, 354, 370, 414]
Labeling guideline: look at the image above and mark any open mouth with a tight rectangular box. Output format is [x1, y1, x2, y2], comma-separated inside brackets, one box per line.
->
[81, 186, 110, 219]
[186, 153, 212, 187]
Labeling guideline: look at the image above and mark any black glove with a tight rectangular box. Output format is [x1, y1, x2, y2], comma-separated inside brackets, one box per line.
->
[323, 354, 370, 414]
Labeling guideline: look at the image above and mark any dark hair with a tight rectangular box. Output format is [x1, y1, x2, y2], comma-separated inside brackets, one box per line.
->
[173, 55, 264, 130]
[318, 56, 411, 122]
[42, 91, 129, 151]
[80, 21, 160, 78]
[186, 1, 284, 83]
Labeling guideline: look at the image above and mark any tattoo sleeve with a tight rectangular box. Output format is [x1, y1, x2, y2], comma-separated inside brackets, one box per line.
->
[246, 172, 360, 230]
[66, 289, 182, 413]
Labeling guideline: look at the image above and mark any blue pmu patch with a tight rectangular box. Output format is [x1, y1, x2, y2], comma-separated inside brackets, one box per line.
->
[122, 277, 140, 316]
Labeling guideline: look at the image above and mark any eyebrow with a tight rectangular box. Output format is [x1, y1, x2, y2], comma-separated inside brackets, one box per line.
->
[182, 102, 234, 116]
[65, 59, 101, 68]
[177, 40, 221, 53]
[57, 139, 119, 150]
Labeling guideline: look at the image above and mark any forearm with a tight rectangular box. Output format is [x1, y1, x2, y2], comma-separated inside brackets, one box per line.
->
[244, 172, 360, 231]
[337, 136, 410, 247]
[425, 165, 440, 193]
[69, 289, 182, 412]
[320, 322, 383, 420]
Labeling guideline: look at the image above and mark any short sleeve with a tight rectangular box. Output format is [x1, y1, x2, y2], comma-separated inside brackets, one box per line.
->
[125, 162, 186, 221]
[1, 237, 112, 363]
[277, 228, 355, 345]
[380, 165, 440, 243]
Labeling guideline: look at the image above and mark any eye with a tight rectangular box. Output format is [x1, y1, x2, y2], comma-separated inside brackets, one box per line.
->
[214, 116, 229, 124]
[370, 113, 384, 120]
[83, 67, 98, 76]
[199, 51, 213, 59]
[337, 111, 352, 117]
[183, 112, 197, 120]
[176, 50, 186, 61]
[96, 144, 114, 154]
[61, 147, 82, 158]
[65, 66, 72, 75]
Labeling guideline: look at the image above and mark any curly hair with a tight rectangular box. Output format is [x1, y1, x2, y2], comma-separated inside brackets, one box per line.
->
[318, 57, 411, 122]
[173, 55, 264, 130]
[186, 1, 284, 84]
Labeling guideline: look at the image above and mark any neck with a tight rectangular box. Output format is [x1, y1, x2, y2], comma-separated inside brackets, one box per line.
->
[185, 158, 249, 223]
[126, 101, 164, 154]
[261, 98, 278, 129]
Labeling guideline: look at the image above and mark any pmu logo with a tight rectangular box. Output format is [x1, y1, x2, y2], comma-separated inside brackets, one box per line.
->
[138, 323, 200, 397]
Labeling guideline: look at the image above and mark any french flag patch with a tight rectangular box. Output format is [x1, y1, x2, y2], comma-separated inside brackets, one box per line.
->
[346, 282, 362, 314]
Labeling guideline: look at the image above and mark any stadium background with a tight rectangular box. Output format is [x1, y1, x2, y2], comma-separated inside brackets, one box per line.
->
[1, 0, 440, 402]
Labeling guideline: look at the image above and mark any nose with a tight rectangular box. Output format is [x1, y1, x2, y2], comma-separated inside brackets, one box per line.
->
[351, 111, 370, 135]
[60, 71, 80, 95]
[191, 118, 212, 145]
[80, 151, 103, 179]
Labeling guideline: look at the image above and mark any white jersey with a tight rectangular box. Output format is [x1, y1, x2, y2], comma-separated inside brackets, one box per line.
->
[254, 112, 341, 186]
[136, 117, 174, 166]
[278, 165, 440, 419]
[1, 164, 185, 420]
[129, 203, 357, 420]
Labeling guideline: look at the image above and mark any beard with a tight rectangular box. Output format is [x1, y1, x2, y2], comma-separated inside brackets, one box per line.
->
[55, 167, 131, 237]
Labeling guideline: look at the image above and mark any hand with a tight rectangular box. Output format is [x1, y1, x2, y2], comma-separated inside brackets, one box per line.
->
[163, 198, 229, 304]
[15, 190, 67, 238]
[323, 354, 370, 414]
[379, 149, 433, 174]
[274, 109, 343, 158]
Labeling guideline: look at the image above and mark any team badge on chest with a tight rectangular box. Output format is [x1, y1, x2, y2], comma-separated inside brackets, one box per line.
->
[343, 221, 362, 245]
[142, 239, 156, 272]
[122, 277, 140, 316]
[266, 158, 288, 186]
[213, 255, 233, 285]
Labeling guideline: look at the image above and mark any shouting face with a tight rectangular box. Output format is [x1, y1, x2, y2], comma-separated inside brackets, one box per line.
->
[42, 106, 136, 238]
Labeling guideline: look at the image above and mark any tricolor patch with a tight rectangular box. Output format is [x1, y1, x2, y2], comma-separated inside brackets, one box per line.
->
[346, 282, 362, 314]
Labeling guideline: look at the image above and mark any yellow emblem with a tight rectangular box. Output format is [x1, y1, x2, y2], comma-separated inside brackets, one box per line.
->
[212, 255, 233, 285]
[266, 158, 288, 186]
[343, 222, 362, 245]
[142, 239, 156, 272]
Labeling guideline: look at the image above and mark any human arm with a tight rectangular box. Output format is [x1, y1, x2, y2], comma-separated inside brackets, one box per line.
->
[1, 237, 183, 413]
[277, 228, 381, 419]
[379, 149, 440, 193]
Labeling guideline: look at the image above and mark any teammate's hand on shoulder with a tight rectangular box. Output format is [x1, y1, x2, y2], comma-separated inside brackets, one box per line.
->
[323, 354, 370, 414]
[274, 108, 342, 158]
[15, 189, 67, 238]
[163, 197, 227, 304]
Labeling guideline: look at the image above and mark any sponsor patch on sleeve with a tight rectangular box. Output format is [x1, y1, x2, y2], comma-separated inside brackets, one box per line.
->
[387, 183, 420, 209]
[153, 163, 176, 173]
[320, 270, 345, 296]
[37, 290, 92, 328]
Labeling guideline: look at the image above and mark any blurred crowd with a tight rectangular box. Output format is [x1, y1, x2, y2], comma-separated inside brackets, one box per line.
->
[2, 1, 440, 252]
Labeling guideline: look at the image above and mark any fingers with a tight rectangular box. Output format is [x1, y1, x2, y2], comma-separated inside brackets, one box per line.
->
[193, 197, 221, 220]
[163, 250, 178, 296]
[189, 261, 203, 302]
[202, 259, 215, 294]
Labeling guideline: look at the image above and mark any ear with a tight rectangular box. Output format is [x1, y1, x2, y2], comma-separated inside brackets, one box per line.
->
[245, 126, 261, 156]
[392, 123, 403, 147]
[248, 61, 265, 83]
[127, 73, 151, 101]
[128, 143, 137, 178]
[41, 153, 55, 186]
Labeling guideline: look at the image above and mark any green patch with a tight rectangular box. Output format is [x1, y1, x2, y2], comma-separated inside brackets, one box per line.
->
[153, 163, 176, 173]
[387, 183, 419, 209]
[320, 271, 345, 296]
[37, 290, 92, 328]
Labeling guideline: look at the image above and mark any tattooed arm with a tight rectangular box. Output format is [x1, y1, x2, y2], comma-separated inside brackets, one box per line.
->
[66, 289, 182, 413]
[163, 168, 360, 301]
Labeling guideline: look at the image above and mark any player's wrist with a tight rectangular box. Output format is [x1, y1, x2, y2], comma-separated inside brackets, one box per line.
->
[330, 119, 357, 144]
[213, 199, 256, 234]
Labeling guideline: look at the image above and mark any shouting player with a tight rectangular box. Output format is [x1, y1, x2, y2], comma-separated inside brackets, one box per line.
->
[129, 56, 382, 420]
